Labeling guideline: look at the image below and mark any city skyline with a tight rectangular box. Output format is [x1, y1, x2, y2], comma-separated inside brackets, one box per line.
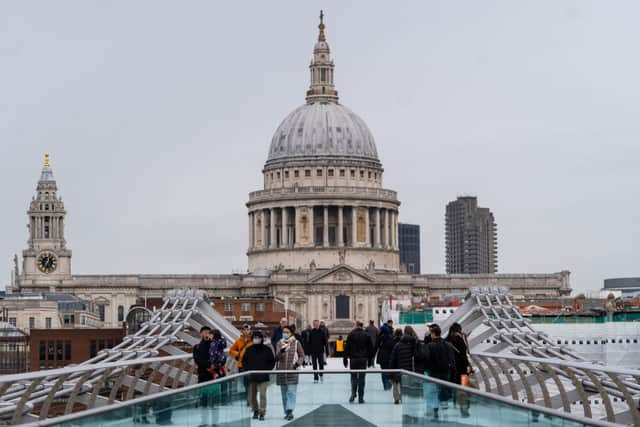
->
[3, 2, 640, 291]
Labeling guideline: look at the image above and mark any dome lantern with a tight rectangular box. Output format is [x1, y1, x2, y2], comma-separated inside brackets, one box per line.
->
[306, 10, 339, 104]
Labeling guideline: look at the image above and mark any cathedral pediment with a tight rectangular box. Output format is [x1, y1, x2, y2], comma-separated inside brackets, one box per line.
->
[308, 265, 376, 284]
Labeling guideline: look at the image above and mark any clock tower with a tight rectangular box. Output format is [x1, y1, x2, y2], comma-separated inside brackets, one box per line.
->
[20, 154, 72, 288]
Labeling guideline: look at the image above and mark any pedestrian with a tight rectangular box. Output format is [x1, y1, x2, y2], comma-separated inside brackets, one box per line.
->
[374, 324, 395, 391]
[343, 321, 374, 404]
[241, 331, 275, 421]
[271, 317, 288, 349]
[389, 328, 403, 404]
[334, 335, 345, 357]
[229, 324, 253, 405]
[365, 320, 379, 350]
[309, 320, 329, 383]
[445, 322, 472, 417]
[192, 326, 213, 426]
[275, 325, 305, 421]
[208, 328, 227, 379]
[192, 326, 213, 383]
[390, 326, 425, 423]
[386, 319, 394, 333]
[423, 323, 456, 420]
[300, 325, 312, 366]
[319, 321, 330, 343]
[445, 322, 471, 383]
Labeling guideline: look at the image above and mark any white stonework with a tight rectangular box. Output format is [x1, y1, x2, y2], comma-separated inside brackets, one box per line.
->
[13, 16, 572, 332]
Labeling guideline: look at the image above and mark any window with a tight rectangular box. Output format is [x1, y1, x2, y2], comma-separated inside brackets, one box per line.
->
[63, 314, 75, 325]
[256, 303, 265, 312]
[45, 317, 52, 329]
[39, 340, 46, 361]
[284, 170, 289, 178]
[242, 303, 251, 312]
[47, 341, 54, 360]
[90, 340, 97, 358]
[374, 172, 378, 180]
[339, 169, 345, 177]
[368, 171, 372, 179]
[350, 169, 355, 177]
[64, 340, 71, 360]
[224, 303, 233, 312]
[335, 295, 350, 319]
[305, 169, 311, 177]
[294, 170, 299, 178]
[360, 170, 364, 178]
[316, 169, 322, 176]
[270, 172, 274, 180]
[328, 169, 334, 177]
[98, 305, 105, 322]
[8, 317, 16, 327]
[56, 340, 63, 360]
[29, 317, 35, 329]
[117, 305, 124, 322]
[276, 171, 281, 179]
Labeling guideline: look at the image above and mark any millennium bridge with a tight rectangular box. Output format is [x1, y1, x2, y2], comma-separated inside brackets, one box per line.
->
[0, 288, 638, 426]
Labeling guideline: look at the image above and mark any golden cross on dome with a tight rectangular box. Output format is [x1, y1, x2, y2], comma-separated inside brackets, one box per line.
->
[44, 152, 50, 167]
[318, 10, 326, 41]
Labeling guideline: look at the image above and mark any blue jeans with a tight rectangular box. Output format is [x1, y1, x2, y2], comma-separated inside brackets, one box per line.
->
[381, 372, 392, 390]
[280, 384, 297, 413]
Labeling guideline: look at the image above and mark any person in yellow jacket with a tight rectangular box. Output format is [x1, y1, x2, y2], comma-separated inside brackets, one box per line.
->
[230, 325, 254, 369]
[334, 335, 345, 357]
[230, 324, 254, 405]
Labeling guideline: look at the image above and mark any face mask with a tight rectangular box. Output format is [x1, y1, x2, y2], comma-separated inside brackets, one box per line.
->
[282, 333, 289, 340]
[253, 338, 262, 345]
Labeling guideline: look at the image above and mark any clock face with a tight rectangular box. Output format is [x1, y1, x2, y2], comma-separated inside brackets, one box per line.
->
[37, 252, 57, 274]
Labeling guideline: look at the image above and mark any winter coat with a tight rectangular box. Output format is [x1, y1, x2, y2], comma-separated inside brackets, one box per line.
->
[241, 343, 275, 383]
[229, 336, 252, 369]
[375, 329, 397, 368]
[309, 328, 328, 355]
[422, 337, 456, 381]
[275, 338, 305, 385]
[192, 339, 211, 372]
[208, 338, 227, 368]
[344, 327, 374, 362]
[446, 333, 470, 376]
[365, 324, 379, 346]
[271, 326, 283, 349]
[300, 329, 311, 354]
[390, 335, 424, 374]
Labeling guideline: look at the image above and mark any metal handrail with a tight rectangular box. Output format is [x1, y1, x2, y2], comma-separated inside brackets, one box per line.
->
[23, 369, 620, 427]
[0, 354, 191, 384]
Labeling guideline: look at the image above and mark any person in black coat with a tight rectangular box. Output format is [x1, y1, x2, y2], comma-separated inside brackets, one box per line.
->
[309, 320, 329, 382]
[192, 326, 213, 383]
[375, 324, 396, 391]
[390, 326, 425, 421]
[343, 321, 374, 403]
[445, 322, 471, 384]
[423, 324, 456, 419]
[241, 331, 275, 420]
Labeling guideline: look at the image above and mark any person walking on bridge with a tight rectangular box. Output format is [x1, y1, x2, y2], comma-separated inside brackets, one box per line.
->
[344, 321, 374, 404]
[242, 331, 275, 421]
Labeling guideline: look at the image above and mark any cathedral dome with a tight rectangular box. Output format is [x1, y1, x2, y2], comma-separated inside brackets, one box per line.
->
[266, 102, 379, 166]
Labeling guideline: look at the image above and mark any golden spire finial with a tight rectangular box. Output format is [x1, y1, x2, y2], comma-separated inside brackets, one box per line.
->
[318, 10, 326, 42]
[44, 152, 50, 167]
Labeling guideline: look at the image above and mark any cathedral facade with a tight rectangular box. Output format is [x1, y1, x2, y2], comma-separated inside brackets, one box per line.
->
[13, 16, 571, 330]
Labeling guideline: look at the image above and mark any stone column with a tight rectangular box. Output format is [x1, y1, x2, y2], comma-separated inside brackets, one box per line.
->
[262, 209, 269, 249]
[308, 206, 315, 246]
[384, 209, 390, 248]
[270, 208, 276, 249]
[392, 211, 398, 250]
[374, 208, 381, 248]
[323, 205, 329, 247]
[294, 206, 300, 246]
[364, 207, 370, 246]
[282, 207, 288, 247]
[337, 206, 344, 247]
[351, 206, 358, 247]
[248, 212, 253, 249]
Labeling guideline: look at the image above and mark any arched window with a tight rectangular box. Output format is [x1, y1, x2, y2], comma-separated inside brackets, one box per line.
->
[117, 305, 125, 322]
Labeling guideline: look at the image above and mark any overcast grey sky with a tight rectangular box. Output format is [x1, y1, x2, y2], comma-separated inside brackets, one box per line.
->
[2, 1, 639, 292]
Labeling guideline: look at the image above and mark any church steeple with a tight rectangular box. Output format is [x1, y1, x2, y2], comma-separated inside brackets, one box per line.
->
[20, 153, 72, 284]
[305, 10, 339, 104]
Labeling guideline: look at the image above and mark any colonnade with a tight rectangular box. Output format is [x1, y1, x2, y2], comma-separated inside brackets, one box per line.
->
[248, 205, 398, 251]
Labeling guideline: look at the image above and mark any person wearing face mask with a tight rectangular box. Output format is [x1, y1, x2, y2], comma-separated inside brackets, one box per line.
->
[241, 331, 275, 421]
[230, 324, 253, 406]
[275, 326, 305, 421]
